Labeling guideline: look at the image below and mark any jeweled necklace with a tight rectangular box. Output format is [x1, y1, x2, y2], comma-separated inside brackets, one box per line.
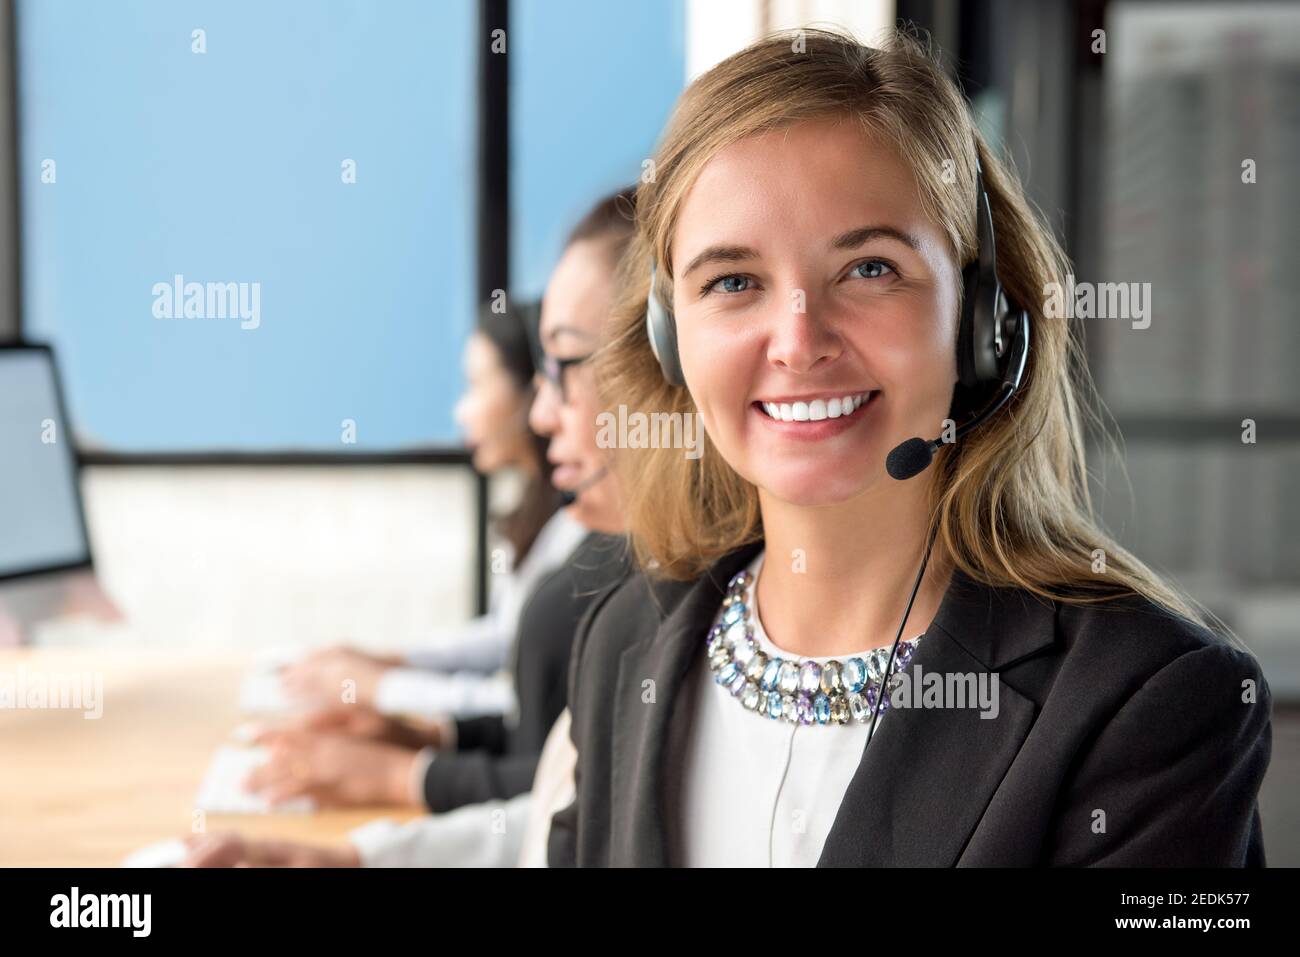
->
[706, 566, 924, 728]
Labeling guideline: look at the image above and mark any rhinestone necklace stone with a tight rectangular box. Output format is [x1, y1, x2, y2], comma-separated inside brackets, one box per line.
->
[707, 567, 924, 726]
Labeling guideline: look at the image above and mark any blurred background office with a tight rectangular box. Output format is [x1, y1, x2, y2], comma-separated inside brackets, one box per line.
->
[0, 0, 1295, 861]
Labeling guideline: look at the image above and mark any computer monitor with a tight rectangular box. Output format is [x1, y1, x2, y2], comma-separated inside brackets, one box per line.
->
[0, 344, 92, 581]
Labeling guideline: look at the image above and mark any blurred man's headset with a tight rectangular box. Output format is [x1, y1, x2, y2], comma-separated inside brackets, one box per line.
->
[643, 156, 1031, 481]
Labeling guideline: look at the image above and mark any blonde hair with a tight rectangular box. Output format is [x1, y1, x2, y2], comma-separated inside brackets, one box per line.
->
[595, 28, 1228, 636]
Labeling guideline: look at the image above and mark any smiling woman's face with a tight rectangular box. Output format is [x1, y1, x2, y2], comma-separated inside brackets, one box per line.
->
[668, 116, 962, 507]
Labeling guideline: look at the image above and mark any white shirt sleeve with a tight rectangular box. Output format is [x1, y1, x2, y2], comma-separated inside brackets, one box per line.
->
[349, 794, 531, 868]
[349, 709, 577, 868]
[372, 667, 517, 719]
[400, 611, 512, 673]
[517, 708, 577, 867]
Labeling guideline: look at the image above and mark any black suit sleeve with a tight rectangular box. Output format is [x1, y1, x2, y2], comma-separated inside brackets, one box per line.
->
[421, 752, 540, 814]
[453, 715, 509, 755]
[1045, 643, 1272, 866]
[419, 560, 577, 811]
[421, 534, 632, 815]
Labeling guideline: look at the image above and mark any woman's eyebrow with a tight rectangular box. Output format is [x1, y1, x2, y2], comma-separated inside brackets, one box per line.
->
[680, 244, 759, 278]
[679, 227, 920, 279]
[830, 225, 922, 252]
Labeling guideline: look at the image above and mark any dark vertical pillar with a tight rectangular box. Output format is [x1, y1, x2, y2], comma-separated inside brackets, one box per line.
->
[474, 0, 510, 615]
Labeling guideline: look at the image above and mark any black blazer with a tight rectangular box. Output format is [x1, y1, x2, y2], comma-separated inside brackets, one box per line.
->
[549, 539, 1273, 866]
[420, 532, 632, 813]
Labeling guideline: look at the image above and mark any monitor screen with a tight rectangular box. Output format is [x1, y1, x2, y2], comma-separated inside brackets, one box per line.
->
[0, 346, 91, 579]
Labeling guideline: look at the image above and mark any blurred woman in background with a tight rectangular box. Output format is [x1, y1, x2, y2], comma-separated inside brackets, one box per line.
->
[277, 301, 587, 718]
[183, 189, 639, 865]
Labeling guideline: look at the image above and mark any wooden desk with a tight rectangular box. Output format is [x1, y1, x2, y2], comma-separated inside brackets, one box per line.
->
[0, 647, 420, 866]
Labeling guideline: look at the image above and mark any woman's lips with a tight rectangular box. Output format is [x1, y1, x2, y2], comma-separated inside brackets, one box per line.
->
[751, 391, 879, 440]
[551, 462, 584, 488]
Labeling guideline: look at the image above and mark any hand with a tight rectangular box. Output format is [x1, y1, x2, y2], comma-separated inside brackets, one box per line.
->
[278, 645, 400, 706]
[182, 832, 360, 868]
[252, 705, 444, 751]
[243, 733, 420, 808]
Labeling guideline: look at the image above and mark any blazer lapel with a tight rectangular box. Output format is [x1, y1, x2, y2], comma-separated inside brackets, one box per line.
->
[609, 542, 764, 866]
[818, 567, 1058, 866]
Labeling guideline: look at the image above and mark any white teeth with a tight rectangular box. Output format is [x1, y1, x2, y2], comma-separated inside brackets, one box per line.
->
[759, 392, 872, 421]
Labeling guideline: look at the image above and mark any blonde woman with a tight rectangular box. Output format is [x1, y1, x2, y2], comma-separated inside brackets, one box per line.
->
[548, 29, 1272, 867]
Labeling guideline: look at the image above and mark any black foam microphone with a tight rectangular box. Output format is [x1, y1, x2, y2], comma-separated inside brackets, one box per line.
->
[885, 381, 1018, 481]
[559, 466, 610, 507]
[885, 437, 938, 482]
[886, 306, 1031, 481]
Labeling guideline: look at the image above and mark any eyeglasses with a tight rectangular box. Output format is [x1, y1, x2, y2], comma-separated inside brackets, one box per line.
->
[537, 352, 592, 404]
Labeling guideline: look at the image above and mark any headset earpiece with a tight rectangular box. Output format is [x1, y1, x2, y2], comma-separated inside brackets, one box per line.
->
[644, 264, 686, 386]
[958, 159, 1028, 391]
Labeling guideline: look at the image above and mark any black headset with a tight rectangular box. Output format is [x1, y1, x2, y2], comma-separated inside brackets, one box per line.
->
[643, 156, 1031, 481]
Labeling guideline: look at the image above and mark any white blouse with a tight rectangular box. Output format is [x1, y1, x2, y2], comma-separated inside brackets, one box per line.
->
[528, 549, 923, 867]
[677, 550, 921, 867]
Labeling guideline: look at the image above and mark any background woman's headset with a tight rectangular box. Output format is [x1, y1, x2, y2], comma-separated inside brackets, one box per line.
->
[643, 156, 1031, 481]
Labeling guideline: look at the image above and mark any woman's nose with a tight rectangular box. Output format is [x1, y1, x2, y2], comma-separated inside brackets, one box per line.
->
[763, 289, 843, 374]
[529, 374, 560, 437]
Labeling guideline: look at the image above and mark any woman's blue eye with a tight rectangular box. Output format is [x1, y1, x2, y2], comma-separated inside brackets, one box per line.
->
[852, 260, 894, 280]
[708, 275, 751, 294]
